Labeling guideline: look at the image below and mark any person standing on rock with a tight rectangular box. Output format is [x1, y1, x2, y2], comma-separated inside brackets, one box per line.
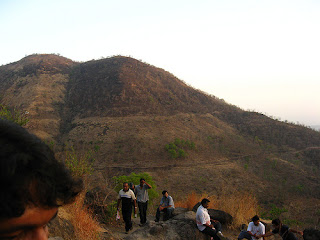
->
[196, 198, 225, 240]
[257, 218, 303, 240]
[238, 215, 265, 240]
[135, 178, 152, 226]
[117, 182, 137, 234]
[155, 190, 175, 222]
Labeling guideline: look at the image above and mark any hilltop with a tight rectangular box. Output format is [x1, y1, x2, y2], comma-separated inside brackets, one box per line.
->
[1, 54, 320, 230]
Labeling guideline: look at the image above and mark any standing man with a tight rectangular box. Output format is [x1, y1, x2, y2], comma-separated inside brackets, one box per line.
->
[196, 198, 225, 240]
[0, 119, 83, 240]
[238, 215, 265, 240]
[135, 178, 152, 226]
[155, 190, 175, 222]
[117, 182, 137, 234]
[257, 218, 303, 240]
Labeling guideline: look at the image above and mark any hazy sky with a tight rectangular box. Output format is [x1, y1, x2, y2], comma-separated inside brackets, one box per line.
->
[1, 0, 319, 126]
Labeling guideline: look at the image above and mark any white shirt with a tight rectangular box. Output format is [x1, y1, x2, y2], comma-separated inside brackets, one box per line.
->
[196, 205, 210, 231]
[247, 221, 265, 240]
[118, 189, 136, 200]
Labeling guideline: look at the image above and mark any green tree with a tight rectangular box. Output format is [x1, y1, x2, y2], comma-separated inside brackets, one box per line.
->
[113, 172, 158, 204]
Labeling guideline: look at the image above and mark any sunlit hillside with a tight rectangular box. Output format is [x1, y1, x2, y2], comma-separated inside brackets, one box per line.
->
[1, 54, 320, 231]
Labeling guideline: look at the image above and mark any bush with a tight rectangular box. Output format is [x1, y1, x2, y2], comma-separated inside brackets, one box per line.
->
[165, 138, 196, 159]
[64, 145, 95, 178]
[261, 204, 288, 220]
[113, 172, 158, 204]
[0, 104, 29, 126]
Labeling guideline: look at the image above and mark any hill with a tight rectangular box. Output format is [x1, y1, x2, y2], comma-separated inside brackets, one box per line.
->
[1, 54, 320, 228]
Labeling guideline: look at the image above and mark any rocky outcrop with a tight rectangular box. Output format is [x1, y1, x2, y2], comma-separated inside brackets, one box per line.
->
[123, 210, 212, 240]
[303, 228, 320, 240]
[192, 202, 233, 225]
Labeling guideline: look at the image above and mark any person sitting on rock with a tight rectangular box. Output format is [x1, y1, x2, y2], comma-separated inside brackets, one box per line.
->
[238, 215, 265, 240]
[196, 198, 226, 240]
[155, 190, 174, 222]
[257, 218, 303, 240]
[0, 119, 83, 240]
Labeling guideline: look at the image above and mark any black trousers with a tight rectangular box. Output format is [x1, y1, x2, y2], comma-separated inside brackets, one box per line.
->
[138, 201, 148, 224]
[201, 222, 222, 240]
[202, 226, 220, 240]
[122, 206, 132, 231]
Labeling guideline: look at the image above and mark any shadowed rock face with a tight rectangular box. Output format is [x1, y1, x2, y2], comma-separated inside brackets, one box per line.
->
[303, 228, 320, 240]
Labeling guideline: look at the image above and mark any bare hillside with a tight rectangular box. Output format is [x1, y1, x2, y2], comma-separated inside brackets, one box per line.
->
[1, 54, 320, 227]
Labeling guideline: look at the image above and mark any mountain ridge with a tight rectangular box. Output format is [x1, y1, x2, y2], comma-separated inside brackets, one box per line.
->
[1, 54, 320, 227]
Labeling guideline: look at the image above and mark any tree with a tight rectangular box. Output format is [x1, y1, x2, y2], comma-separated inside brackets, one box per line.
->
[113, 172, 158, 203]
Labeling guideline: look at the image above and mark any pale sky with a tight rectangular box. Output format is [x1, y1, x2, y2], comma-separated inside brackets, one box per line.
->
[1, 0, 319, 126]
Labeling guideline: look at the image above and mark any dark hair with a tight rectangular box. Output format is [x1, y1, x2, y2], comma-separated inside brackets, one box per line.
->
[129, 182, 135, 189]
[252, 215, 260, 222]
[140, 178, 145, 181]
[201, 198, 210, 205]
[272, 219, 281, 226]
[0, 120, 83, 219]
[162, 190, 168, 195]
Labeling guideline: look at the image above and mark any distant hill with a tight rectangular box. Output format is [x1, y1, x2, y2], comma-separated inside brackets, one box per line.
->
[1, 54, 320, 227]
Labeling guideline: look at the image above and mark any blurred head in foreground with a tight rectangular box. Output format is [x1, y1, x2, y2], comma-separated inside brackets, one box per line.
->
[0, 119, 83, 239]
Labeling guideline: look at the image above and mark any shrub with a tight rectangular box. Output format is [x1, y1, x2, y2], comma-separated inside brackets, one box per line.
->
[175, 191, 205, 210]
[165, 138, 196, 159]
[64, 145, 95, 178]
[261, 204, 288, 220]
[113, 172, 158, 204]
[211, 191, 259, 228]
[0, 104, 29, 126]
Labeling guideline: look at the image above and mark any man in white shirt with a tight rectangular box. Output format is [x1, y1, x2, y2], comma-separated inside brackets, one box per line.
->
[238, 215, 265, 240]
[196, 198, 225, 240]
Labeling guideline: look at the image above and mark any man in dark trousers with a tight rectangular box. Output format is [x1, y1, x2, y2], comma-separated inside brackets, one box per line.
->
[155, 190, 175, 222]
[196, 198, 225, 240]
[0, 119, 83, 240]
[117, 182, 137, 234]
[135, 178, 152, 226]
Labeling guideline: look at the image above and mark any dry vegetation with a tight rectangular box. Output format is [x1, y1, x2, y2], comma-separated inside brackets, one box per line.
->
[65, 192, 102, 240]
[175, 191, 258, 229]
[1, 54, 320, 234]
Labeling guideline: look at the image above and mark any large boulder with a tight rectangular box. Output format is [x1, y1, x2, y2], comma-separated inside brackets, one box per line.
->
[192, 202, 233, 225]
[303, 228, 320, 240]
[124, 211, 211, 240]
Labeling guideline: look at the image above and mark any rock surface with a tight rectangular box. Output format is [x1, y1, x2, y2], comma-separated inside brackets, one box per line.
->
[303, 228, 320, 240]
[192, 202, 233, 225]
[123, 210, 218, 240]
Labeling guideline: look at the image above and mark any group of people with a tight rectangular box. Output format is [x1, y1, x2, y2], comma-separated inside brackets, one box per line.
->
[195, 198, 304, 240]
[238, 215, 303, 240]
[116, 180, 175, 233]
[0, 119, 307, 240]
